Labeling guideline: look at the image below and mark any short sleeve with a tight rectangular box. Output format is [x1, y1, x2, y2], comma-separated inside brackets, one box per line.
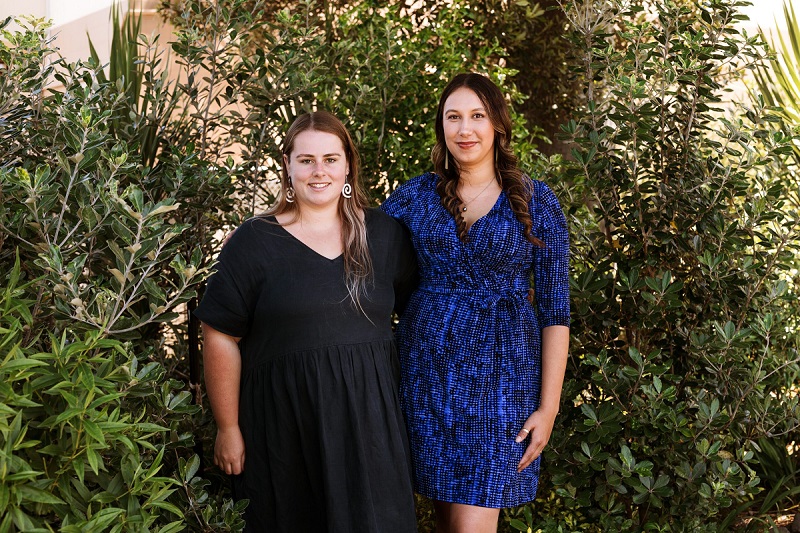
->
[392, 224, 419, 316]
[532, 181, 570, 328]
[193, 219, 264, 337]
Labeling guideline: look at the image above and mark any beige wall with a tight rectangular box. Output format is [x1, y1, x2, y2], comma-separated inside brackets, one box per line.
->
[1, 0, 171, 69]
[0, 0, 47, 30]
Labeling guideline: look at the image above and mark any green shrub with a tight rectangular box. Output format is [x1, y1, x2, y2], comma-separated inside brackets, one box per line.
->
[166, 0, 540, 213]
[0, 15, 244, 531]
[512, 1, 800, 531]
[1, 256, 182, 531]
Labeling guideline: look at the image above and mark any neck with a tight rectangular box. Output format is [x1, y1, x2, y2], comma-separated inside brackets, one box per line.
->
[457, 160, 496, 187]
[291, 203, 341, 227]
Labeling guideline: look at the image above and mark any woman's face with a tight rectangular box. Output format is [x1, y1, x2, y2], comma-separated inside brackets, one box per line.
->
[284, 129, 348, 210]
[442, 87, 495, 173]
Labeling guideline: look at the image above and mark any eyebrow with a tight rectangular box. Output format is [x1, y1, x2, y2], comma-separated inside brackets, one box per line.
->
[294, 152, 342, 158]
[444, 107, 486, 114]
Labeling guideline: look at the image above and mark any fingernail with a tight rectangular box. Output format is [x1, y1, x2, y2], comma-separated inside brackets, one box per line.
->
[515, 436, 523, 443]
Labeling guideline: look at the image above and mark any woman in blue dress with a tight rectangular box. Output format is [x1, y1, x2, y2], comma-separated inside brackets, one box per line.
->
[381, 73, 570, 532]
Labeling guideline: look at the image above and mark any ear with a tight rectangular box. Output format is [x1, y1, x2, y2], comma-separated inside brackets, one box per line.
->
[282, 154, 289, 168]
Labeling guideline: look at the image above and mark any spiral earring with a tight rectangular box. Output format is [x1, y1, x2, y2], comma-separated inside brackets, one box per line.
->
[285, 178, 295, 203]
[342, 175, 353, 199]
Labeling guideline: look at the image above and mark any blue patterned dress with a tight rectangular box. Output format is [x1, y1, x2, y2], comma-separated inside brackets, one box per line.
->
[381, 172, 570, 508]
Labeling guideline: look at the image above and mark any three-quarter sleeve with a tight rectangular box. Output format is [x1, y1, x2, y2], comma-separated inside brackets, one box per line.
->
[532, 181, 571, 328]
[193, 220, 263, 338]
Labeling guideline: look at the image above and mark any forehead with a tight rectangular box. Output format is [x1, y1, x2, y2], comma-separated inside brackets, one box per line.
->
[291, 129, 345, 155]
[443, 87, 484, 111]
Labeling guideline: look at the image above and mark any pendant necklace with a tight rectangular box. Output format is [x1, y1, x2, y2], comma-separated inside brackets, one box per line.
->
[460, 179, 495, 212]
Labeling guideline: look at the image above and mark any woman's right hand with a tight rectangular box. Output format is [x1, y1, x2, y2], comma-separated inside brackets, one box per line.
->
[214, 425, 246, 475]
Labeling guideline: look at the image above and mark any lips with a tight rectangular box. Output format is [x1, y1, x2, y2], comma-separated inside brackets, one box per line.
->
[309, 183, 330, 189]
[456, 142, 477, 149]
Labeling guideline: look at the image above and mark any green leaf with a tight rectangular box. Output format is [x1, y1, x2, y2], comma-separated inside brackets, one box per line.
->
[158, 522, 186, 533]
[83, 419, 107, 446]
[146, 500, 183, 516]
[181, 455, 200, 483]
[620, 445, 635, 469]
[17, 485, 65, 504]
[86, 446, 101, 475]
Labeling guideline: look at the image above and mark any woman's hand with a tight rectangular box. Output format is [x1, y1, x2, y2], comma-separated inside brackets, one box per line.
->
[214, 425, 246, 475]
[515, 408, 558, 473]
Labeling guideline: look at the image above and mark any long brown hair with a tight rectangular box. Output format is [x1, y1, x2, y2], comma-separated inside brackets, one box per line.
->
[432, 73, 543, 247]
[266, 110, 373, 310]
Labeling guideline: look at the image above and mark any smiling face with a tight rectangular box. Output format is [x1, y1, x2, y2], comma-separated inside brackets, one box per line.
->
[442, 87, 496, 175]
[284, 129, 348, 211]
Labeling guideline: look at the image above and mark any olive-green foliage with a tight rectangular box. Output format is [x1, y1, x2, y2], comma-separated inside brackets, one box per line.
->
[507, 1, 800, 531]
[1, 257, 192, 532]
[0, 15, 244, 531]
[166, 0, 539, 215]
[161, 0, 574, 155]
[748, 1, 800, 524]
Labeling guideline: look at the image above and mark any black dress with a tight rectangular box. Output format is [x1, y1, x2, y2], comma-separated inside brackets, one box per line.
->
[194, 208, 418, 533]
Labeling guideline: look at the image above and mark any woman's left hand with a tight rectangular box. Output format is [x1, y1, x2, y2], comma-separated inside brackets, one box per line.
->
[515, 408, 558, 473]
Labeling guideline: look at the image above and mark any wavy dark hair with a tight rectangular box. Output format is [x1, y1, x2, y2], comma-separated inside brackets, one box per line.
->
[265, 110, 373, 311]
[432, 73, 544, 247]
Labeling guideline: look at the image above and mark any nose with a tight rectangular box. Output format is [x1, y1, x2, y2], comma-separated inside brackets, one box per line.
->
[458, 118, 473, 136]
[312, 161, 325, 174]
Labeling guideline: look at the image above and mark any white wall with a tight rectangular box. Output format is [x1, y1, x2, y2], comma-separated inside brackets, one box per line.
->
[740, 0, 799, 34]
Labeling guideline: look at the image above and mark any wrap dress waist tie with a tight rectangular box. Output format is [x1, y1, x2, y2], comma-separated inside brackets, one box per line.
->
[417, 281, 531, 322]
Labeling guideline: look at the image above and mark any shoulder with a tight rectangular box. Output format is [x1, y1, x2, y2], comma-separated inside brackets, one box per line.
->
[234, 215, 277, 238]
[391, 172, 438, 198]
[528, 178, 561, 208]
[526, 178, 568, 234]
[382, 172, 438, 218]
[219, 216, 279, 257]
[366, 207, 409, 241]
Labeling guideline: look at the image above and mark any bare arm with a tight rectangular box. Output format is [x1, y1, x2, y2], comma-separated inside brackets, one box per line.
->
[203, 323, 245, 475]
[516, 325, 570, 472]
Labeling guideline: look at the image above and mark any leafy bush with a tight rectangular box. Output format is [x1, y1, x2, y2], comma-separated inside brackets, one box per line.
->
[0, 15, 244, 531]
[510, 1, 800, 531]
[2, 257, 183, 531]
[165, 0, 540, 211]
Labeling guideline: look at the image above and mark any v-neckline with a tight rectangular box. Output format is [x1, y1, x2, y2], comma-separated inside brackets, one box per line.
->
[465, 190, 504, 235]
[270, 216, 344, 262]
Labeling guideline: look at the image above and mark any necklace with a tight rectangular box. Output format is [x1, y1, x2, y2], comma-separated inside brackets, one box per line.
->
[459, 179, 495, 212]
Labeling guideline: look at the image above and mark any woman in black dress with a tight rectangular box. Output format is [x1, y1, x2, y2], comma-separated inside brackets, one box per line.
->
[194, 111, 418, 532]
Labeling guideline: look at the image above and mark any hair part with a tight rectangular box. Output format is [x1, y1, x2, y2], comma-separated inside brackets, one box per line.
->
[266, 110, 373, 312]
[432, 73, 543, 247]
